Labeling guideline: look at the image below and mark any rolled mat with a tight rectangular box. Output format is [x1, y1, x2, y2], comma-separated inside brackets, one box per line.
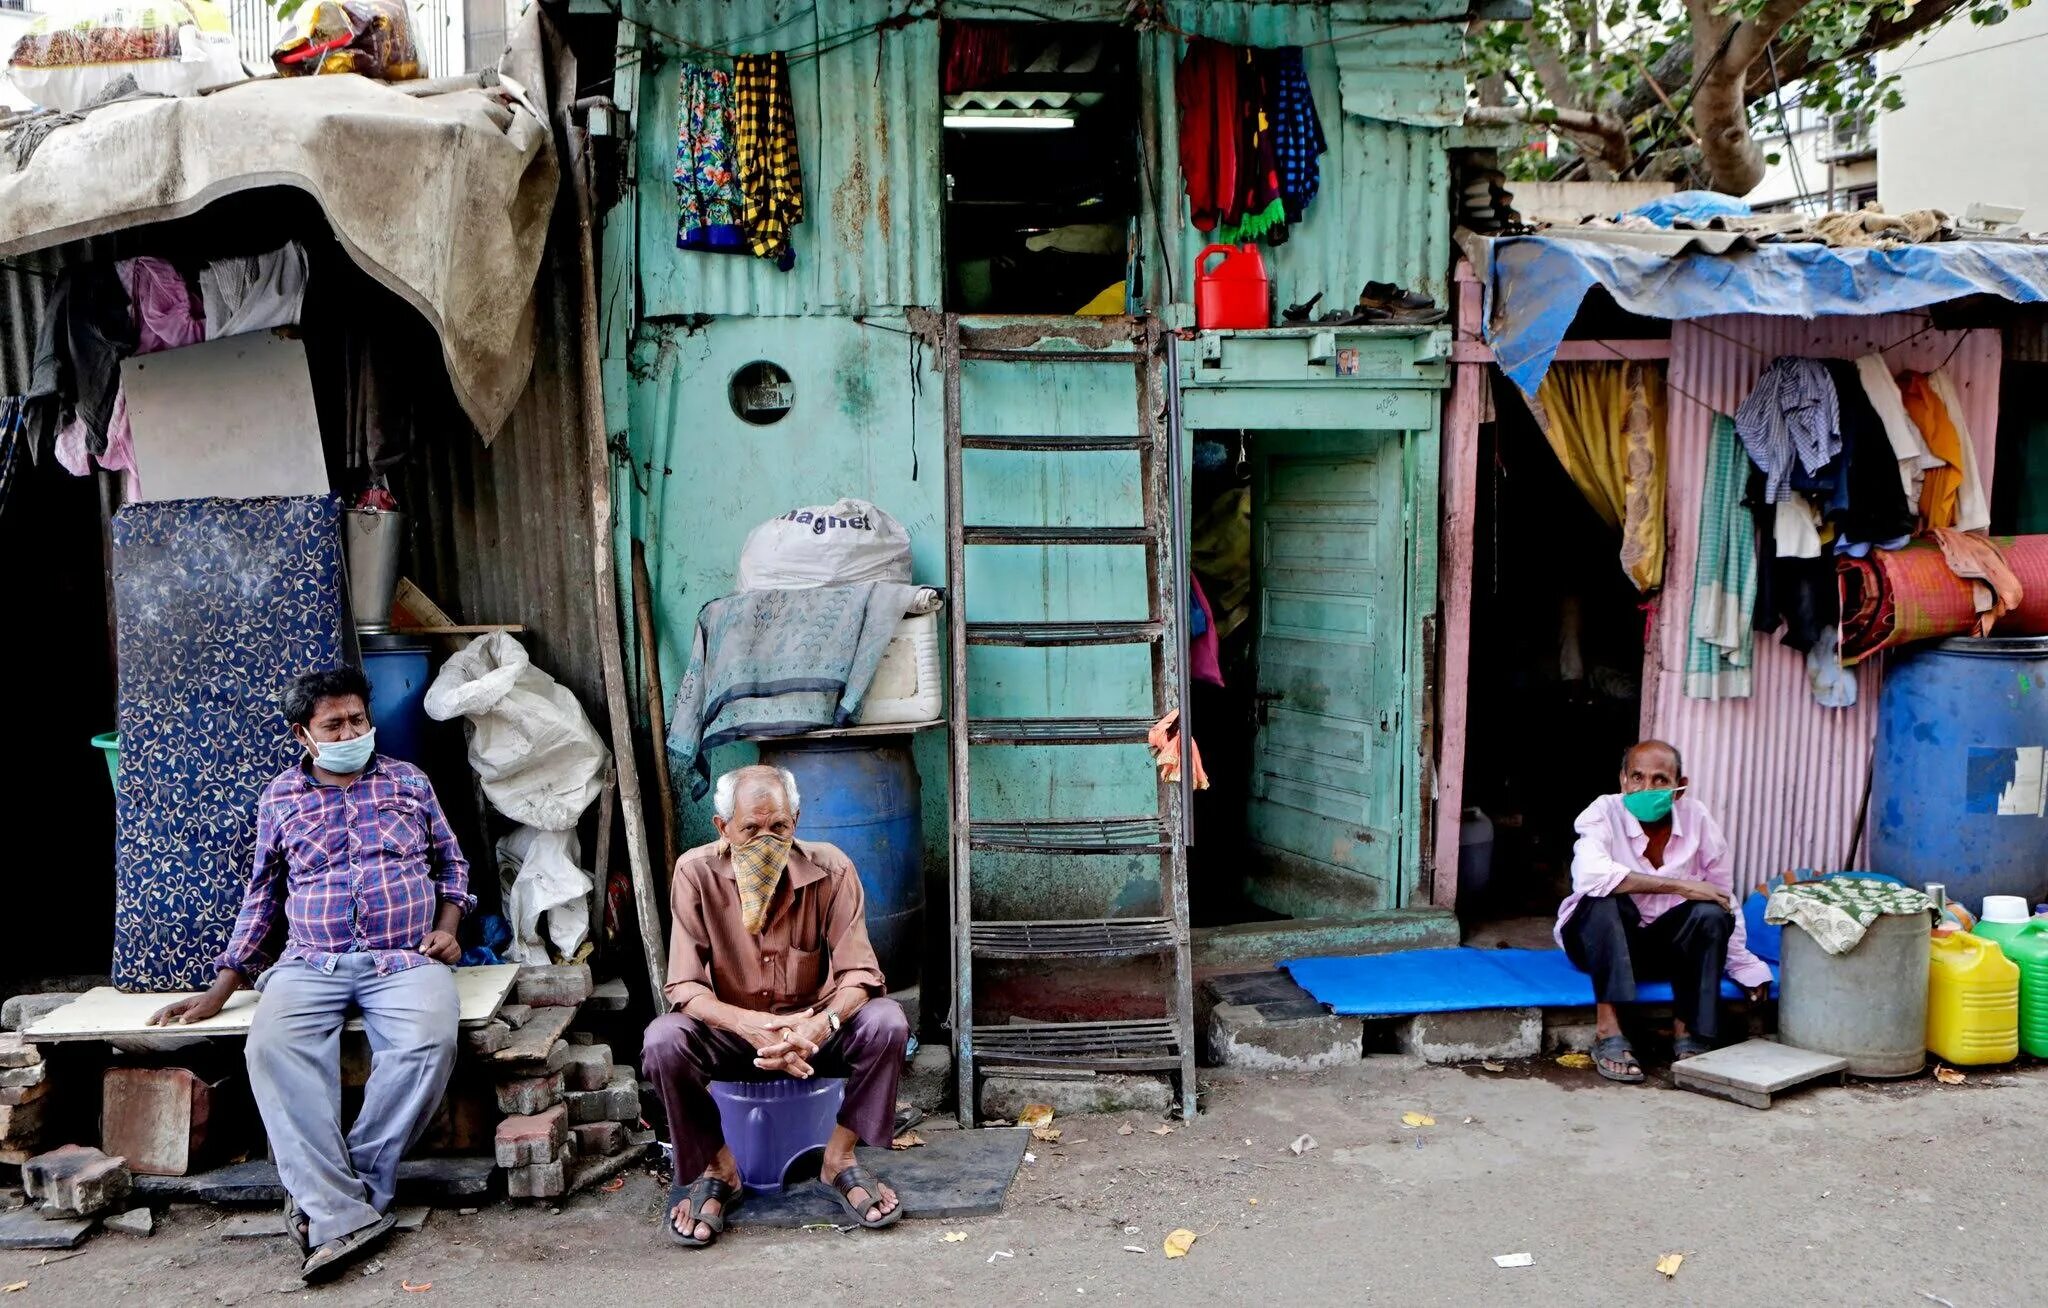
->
[1840, 535, 2048, 663]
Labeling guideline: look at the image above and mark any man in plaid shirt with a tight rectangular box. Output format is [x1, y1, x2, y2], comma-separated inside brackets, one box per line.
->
[152, 667, 472, 1282]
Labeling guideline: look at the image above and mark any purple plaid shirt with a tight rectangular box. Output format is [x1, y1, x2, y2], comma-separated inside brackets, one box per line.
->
[214, 755, 475, 979]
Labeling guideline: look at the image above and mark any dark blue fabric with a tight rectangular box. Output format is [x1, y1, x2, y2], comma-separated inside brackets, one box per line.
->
[1283, 946, 1777, 1016]
[111, 496, 344, 991]
[1485, 237, 2048, 395]
[1269, 47, 1324, 220]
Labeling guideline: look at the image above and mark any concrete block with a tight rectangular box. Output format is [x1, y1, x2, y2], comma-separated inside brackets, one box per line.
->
[565, 1070, 639, 1125]
[515, 964, 594, 1009]
[495, 1071, 566, 1116]
[505, 1160, 567, 1200]
[1543, 1008, 1598, 1056]
[0, 1208, 90, 1249]
[102, 1066, 224, 1177]
[0, 1063, 46, 1090]
[900, 1043, 952, 1113]
[570, 1121, 624, 1157]
[104, 1207, 154, 1236]
[1203, 1002, 1360, 1071]
[23, 1144, 133, 1218]
[567, 1031, 597, 1046]
[494, 1104, 569, 1168]
[497, 1004, 533, 1030]
[0, 1080, 48, 1107]
[0, 1097, 46, 1144]
[1, 993, 77, 1034]
[980, 1073, 1171, 1119]
[562, 1045, 614, 1093]
[587, 978, 630, 1011]
[1396, 1008, 1542, 1065]
[463, 1021, 511, 1057]
[0, 1033, 42, 1068]
[393, 1206, 431, 1233]
[567, 1129, 652, 1194]
[492, 1008, 577, 1072]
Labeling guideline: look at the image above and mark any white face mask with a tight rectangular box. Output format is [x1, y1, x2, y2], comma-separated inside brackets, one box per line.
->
[308, 728, 376, 774]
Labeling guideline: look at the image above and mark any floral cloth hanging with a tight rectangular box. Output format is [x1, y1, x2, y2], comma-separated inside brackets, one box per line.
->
[675, 62, 746, 252]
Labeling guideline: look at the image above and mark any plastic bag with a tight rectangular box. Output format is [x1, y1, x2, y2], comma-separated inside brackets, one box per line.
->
[6, 0, 242, 112]
[271, 0, 422, 81]
[737, 497, 913, 590]
[422, 632, 609, 832]
[496, 827, 591, 964]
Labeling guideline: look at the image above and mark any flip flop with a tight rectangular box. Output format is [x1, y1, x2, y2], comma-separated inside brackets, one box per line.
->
[1591, 1033, 1645, 1084]
[666, 1174, 742, 1248]
[821, 1164, 904, 1229]
[300, 1211, 397, 1284]
[1672, 1036, 1714, 1061]
[283, 1197, 308, 1253]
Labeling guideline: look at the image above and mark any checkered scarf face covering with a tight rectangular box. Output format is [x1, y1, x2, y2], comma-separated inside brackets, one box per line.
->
[734, 833, 793, 934]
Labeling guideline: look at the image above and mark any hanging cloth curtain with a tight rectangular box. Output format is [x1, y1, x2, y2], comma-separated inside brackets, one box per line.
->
[1684, 415, 1756, 700]
[674, 62, 746, 252]
[1175, 38, 1240, 233]
[733, 52, 804, 271]
[1528, 359, 1669, 591]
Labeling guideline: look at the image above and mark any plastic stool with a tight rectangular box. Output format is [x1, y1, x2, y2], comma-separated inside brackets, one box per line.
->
[708, 1077, 846, 1192]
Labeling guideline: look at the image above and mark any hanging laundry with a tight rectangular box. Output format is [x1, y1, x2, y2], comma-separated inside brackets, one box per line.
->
[119, 257, 204, 354]
[200, 243, 307, 338]
[1773, 495, 1822, 560]
[1853, 354, 1941, 513]
[0, 397, 25, 519]
[1898, 371, 1990, 532]
[1931, 370, 1991, 532]
[942, 21, 1012, 95]
[733, 52, 803, 270]
[674, 61, 746, 252]
[1805, 628, 1858, 709]
[1684, 415, 1756, 701]
[1930, 526, 2023, 636]
[1268, 48, 1324, 224]
[1733, 357, 1839, 504]
[1215, 49, 1285, 245]
[1191, 575, 1223, 688]
[1528, 359, 1667, 591]
[1822, 358, 1914, 554]
[1147, 709, 1209, 790]
[1176, 38, 1240, 234]
[1191, 487, 1252, 639]
[1745, 462, 1838, 653]
[24, 260, 136, 461]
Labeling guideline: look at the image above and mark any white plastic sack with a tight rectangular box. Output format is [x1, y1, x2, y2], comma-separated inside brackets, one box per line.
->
[737, 497, 912, 590]
[423, 632, 609, 831]
[496, 826, 590, 964]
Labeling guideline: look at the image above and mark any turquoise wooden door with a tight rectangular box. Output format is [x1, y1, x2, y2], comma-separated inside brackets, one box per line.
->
[1244, 433, 1408, 916]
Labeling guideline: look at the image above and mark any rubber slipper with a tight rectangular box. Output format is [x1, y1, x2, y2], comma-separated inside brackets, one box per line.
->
[1673, 1036, 1714, 1061]
[1590, 1033, 1645, 1084]
[667, 1174, 741, 1248]
[300, 1211, 397, 1284]
[822, 1164, 904, 1229]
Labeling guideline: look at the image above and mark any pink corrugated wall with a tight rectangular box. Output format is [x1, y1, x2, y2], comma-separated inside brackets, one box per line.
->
[1648, 315, 2003, 892]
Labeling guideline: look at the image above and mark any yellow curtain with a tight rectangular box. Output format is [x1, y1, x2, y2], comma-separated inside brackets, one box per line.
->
[1529, 360, 1668, 592]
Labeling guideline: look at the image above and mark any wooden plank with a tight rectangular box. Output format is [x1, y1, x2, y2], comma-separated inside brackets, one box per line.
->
[21, 964, 518, 1044]
[392, 624, 526, 635]
[943, 315, 976, 1126]
[490, 1003, 576, 1067]
[1434, 262, 1485, 909]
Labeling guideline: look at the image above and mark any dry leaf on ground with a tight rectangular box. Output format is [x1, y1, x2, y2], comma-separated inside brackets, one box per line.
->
[1150, 1124, 1176, 1136]
[942, 1232, 968, 1243]
[1401, 1112, 1435, 1128]
[1032, 1127, 1062, 1143]
[1656, 1253, 1685, 1278]
[1117, 1124, 1135, 1136]
[1935, 1066, 1966, 1085]
[3, 1284, 26, 1295]
[1163, 1229, 1198, 1259]
[400, 1283, 433, 1294]
[1017, 1104, 1055, 1130]
[1289, 1134, 1316, 1155]
[891, 1132, 926, 1150]
[1482, 1060, 1506, 1072]
[1556, 1053, 1594, 1070]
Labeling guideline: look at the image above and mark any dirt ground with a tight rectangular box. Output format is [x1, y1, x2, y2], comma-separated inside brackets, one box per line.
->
[6, 1055, 2042, 1306]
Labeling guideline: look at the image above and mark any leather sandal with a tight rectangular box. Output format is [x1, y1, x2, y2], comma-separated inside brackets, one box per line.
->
[1591, 1033, 1645, 1083]
[822, 1164, 904, 1229]
[667, 1174, 741, 1248]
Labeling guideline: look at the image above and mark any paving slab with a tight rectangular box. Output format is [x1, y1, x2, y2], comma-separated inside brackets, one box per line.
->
[0, 1208, 92, 1250]
[1673, 1038, 1849, 1109]
[726, 1126, 1026, 1228]
[136, 1157, 494, 1205]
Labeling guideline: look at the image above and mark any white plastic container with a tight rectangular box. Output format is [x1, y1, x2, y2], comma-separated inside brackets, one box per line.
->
[1983, 895, 2032, 925]
[855, 609, 943, 725]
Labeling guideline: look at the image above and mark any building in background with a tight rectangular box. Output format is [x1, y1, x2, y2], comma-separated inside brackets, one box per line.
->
[1744, 91, 1876, 215]
[1, 0, 37, 111]
[1880, 4, 2048, 229]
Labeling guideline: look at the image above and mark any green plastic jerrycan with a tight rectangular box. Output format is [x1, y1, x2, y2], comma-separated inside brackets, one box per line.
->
[2001, 919, 2048, 1059]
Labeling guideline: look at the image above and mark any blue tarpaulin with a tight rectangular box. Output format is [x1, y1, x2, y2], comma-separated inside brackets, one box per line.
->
[1486, 236, 2048, 395]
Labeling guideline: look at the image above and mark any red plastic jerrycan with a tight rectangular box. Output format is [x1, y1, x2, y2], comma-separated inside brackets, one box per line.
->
[1195, 243, 1270, 330]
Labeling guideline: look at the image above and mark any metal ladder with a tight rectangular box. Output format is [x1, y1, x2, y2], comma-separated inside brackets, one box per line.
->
[941, 315, 1196, 1123]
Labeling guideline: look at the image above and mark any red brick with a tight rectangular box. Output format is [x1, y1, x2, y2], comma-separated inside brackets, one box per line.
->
[569, 1121, 624, 1157]
[494, 1070, 565, 1116]
[494, 1104, 568, 1168]
[513, 964, 593, 1009]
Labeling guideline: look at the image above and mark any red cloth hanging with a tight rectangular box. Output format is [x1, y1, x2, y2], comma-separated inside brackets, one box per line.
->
[1176, 37, 1240, 233]
[943, 21, 1013, 96]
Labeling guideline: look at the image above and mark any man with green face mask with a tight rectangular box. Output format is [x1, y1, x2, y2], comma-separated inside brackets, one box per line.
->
[1554, 740, 1774, 1083]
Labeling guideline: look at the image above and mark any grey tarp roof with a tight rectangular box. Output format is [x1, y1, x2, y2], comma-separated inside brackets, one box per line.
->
[0, 26, 557, 440]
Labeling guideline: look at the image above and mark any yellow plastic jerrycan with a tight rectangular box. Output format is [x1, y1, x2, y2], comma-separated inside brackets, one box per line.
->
[1928, 931, 2019, 1065]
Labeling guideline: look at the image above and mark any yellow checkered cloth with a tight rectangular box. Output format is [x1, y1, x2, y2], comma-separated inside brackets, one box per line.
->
[734, 52, 804, 265]
[733, 833, 792, 935]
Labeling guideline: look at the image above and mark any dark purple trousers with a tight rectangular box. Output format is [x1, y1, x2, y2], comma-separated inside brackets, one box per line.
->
[642, 1001, 909, 1182]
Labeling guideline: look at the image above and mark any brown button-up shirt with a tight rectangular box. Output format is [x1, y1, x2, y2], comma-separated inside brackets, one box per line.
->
[663, 838, 888, 1015]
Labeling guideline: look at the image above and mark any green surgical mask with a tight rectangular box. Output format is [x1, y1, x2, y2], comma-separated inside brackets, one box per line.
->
[1622, 787, 1680, 823]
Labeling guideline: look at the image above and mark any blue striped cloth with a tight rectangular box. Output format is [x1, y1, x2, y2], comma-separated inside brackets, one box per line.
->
[1270, 48, 1325, 220]
[1733, 356, 1840, 503]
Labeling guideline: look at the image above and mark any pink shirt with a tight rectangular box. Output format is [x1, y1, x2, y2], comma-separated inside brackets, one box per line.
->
[1553, 793, 1773, 989]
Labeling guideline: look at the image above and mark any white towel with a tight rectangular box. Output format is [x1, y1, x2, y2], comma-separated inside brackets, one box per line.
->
[1854, 354, 1943, 513]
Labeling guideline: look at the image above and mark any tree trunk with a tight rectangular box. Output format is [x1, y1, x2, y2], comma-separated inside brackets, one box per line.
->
[1690, 48, 1766, 193]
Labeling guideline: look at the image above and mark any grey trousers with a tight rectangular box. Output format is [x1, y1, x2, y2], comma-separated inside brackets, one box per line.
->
[245, 956, 459, 1246]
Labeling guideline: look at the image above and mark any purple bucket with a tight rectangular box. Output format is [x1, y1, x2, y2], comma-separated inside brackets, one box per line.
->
[707, 1078, 847, 1192]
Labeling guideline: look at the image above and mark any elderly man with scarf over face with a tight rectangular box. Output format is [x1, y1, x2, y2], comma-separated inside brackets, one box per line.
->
[641, 764, 909, 1246]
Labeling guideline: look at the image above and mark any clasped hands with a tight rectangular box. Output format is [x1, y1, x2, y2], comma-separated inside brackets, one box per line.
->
[738, 1006, 832, 1078]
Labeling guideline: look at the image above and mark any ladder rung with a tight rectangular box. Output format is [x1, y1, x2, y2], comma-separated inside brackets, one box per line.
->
[970, 818, 1169, 852]
[974, 1019, 1182, 1071]
[963, 526, 1153, 546]
[972, 919, 1177, 959]
[959, 348, 1138, 364]
[960, 433, 1148, 452]
[967, 620, 1162, 647]
[969, 718, 1155, 745]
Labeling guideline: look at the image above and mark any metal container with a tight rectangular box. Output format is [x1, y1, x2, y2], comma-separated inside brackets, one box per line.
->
[1872, 636, 2048, 906]
[343, 509, 406, 633]
[1779, 909, 1930, 1078]
[755, 736, 923, 990]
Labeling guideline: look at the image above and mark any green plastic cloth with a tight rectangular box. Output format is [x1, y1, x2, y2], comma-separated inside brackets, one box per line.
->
[1765, 879, 1933, 955]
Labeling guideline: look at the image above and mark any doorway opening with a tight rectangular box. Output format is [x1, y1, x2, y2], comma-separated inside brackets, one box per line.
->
[1458, 374, 1646, 943]
[940, 21, 1139, 315]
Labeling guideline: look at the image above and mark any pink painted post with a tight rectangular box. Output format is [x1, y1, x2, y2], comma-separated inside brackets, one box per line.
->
[1432, 260, 1486, 909]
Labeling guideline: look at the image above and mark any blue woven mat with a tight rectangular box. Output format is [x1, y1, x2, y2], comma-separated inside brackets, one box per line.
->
[1283, 947, 1777, 1017]
[111, 496, 343, 991]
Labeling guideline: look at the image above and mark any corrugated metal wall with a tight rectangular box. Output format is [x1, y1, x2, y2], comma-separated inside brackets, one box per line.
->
[1647, 314, 2003, 889]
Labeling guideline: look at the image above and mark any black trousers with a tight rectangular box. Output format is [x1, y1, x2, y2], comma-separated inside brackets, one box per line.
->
[1562, 896, 1734, 1039]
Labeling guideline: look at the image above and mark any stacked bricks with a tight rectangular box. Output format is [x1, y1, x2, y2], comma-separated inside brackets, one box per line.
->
[490, 965, 648, 1200]
[23, 1145, 133, 1218]
[0, 1034, 50, 1164]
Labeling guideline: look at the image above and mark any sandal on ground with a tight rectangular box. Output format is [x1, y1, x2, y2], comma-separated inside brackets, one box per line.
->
[300, 1211, 397, 1284]
[894, 1104, 925, 1136]
[1590, 1034, 1645, 1084]
[1672, 1036, 1714, 1061]
[283, 1197, 309, 1253]
[821, 1165, 904, 1230]
[666, 1174, 742, 1248]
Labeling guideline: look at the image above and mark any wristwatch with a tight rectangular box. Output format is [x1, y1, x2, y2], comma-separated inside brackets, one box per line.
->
[825, 1011, 842, 1034]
